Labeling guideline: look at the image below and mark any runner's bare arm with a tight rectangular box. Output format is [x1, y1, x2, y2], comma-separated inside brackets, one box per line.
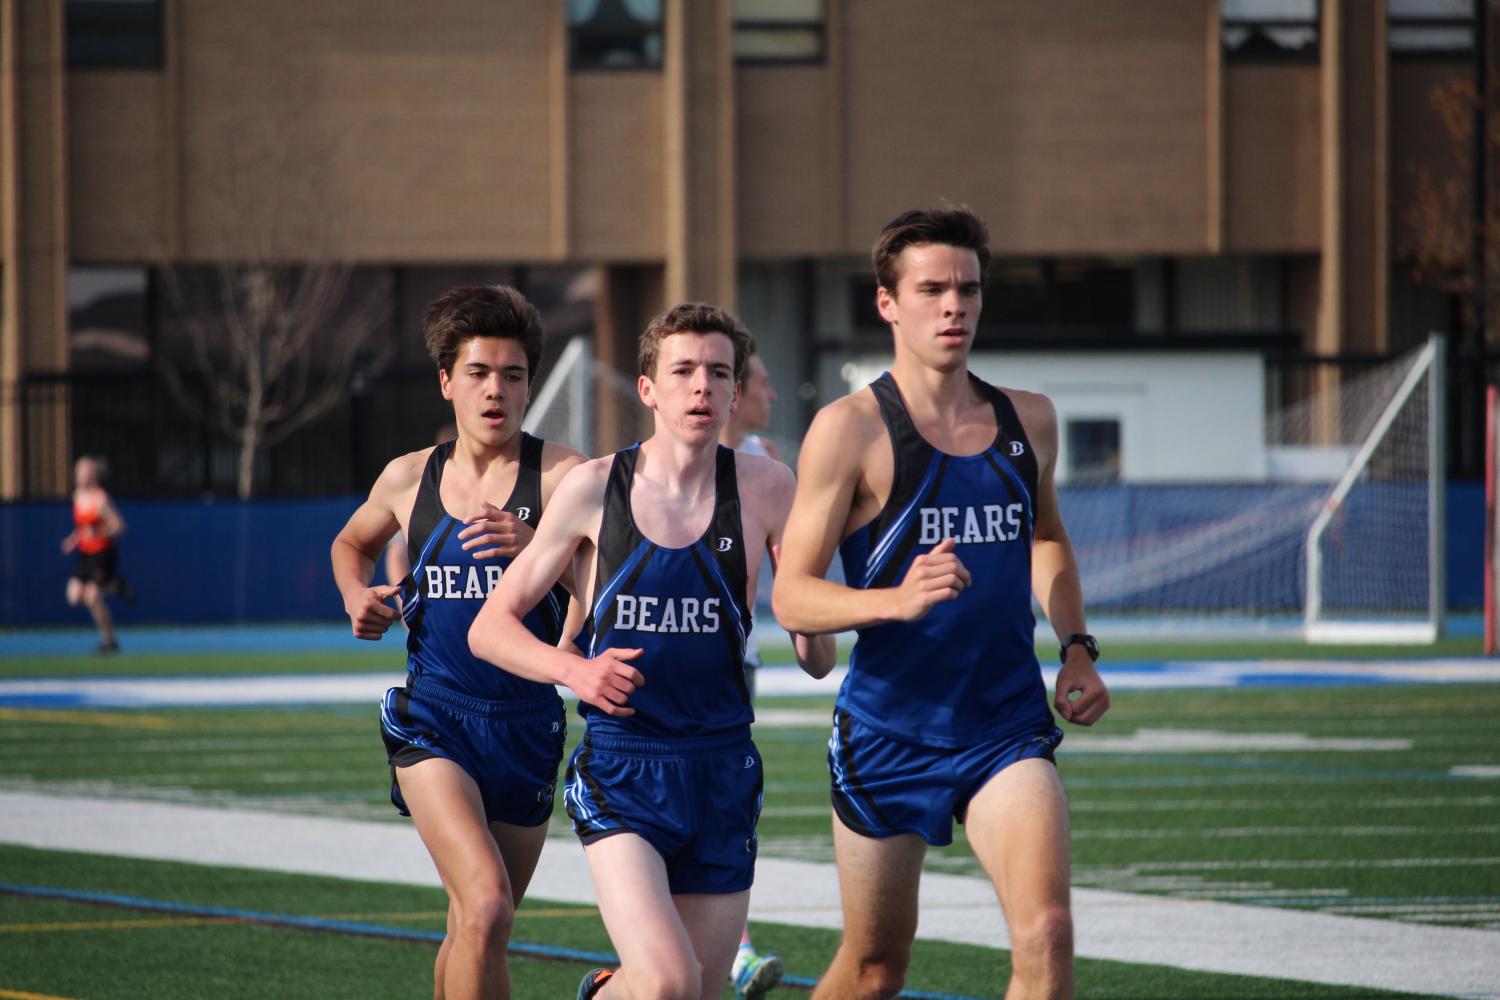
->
[331, 453, 419, 640]
[1020, 393, 1109, 726]
[752, 457, 837, 678]
[98, 492, 126, 539]
[773, 400, 970, 634]
[469, 461, 644, 716]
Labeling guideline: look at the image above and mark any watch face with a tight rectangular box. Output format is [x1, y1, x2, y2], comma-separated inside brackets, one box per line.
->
[1062, 635, 1099, 662]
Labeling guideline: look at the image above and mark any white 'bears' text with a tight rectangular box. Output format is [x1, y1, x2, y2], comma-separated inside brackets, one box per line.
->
[425, 564, 502, 600]
[918, 503, 1024, 545]
[614, 595, 720, 634]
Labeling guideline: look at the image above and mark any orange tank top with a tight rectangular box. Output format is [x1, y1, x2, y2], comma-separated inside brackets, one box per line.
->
[73, 494, 111, 555]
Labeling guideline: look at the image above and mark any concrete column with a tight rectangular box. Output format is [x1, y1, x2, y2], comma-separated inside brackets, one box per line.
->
[1205, 0, 1225, 255]
[1318, 0, 1345, 360]
[662, 0, 736, 310]
[595, 264, 665, 454]
[1339, 0, 1389, 355]
[1, 0, 20, 498]
[2, 0, 70, 498]
[1319, 0, 1389, 357]
[1315, 0, 1390, 442]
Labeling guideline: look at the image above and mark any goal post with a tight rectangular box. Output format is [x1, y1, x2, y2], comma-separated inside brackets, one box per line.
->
[522, 336, 654, 456]
[1487, 383, 1497, 656]
[1303, 334, 1445, 644]
[523, 336, 594, 452]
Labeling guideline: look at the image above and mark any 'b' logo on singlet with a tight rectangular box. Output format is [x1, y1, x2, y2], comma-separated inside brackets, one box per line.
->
[514, 506, 532, 521]
[1010, 441, 1025, 457]
[718, 537, 734, 552]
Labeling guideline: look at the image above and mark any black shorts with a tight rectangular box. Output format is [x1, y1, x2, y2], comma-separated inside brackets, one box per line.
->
[73, 548, 119, 586]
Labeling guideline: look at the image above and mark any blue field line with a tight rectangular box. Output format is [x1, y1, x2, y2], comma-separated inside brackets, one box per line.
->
[0, 624, 394, 658]
[0, 615, 1485, 658]
[0, 881, 982, 1000]
[5, 660, 1500, 712]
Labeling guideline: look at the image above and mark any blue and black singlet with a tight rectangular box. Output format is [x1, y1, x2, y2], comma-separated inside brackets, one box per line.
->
[836, 373, 1053, 748]
[402, 434, 567, 703]
[579, 444, 753, 740]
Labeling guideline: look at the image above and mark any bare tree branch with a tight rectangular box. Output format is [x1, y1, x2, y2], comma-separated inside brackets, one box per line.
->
[153, 94, 393, 498]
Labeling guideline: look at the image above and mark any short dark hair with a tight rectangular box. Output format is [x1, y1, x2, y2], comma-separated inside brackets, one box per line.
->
[638, 303, 755, 382]
[422, 285, 545, 382]
[872, 206, 991, 292]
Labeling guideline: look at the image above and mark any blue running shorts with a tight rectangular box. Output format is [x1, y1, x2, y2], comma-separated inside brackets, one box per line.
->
[564, 726, 762, 895]
[379, 679, 566, 827]
[828, 708, 1064, 846]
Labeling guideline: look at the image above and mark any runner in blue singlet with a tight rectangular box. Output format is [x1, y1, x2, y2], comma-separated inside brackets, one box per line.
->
[470, 303, 834, 1000]
[331, 285, 586, 1000]
[774, 208, 1111, 1000]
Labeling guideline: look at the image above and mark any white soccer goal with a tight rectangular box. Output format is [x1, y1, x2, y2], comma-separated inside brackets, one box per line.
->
[1302, 335, 1445, 643]
[1059, 336, 1446, 643]
[523, 336, 653, 456]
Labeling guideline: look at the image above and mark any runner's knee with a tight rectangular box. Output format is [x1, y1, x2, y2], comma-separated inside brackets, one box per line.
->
[1011, 904, 1072, 969]
[846, 943, 910, 998]
[626, 957, 702, 1000]
[453, 885, 515, 948]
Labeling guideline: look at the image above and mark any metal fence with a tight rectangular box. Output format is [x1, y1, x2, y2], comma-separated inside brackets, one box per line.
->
[8, 366, 452, 500]
[6, 348, 1493, 499]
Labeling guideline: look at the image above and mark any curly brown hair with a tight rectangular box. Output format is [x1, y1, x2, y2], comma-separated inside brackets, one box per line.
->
[638, 303, 756, 382]
[422, 285, 544, 381]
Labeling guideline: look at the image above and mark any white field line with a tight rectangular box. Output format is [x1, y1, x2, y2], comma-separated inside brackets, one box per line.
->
[1072, 796, 1500, 812]
[3, 657, 1500, 709]
[1060, 728, 1412, 752]
[0, 791, 1497, 999]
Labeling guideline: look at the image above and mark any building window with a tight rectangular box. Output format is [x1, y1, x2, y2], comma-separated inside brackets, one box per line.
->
[569, 0, 663, 71]
[1222, 0, 1320, 62]
[1067, 419, 1122, 485]
[981, 259, 1138, 334]
[66, 0, 163, 70]
[1390, 0, 1474, 56]
[69, 267, 152, 370]
[734, 0, 825, 64]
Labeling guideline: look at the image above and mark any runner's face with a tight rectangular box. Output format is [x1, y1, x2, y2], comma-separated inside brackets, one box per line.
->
[439, 336, 530, 449]
[640, 331, 739, 445]
[877, 243, 983, 373]
[735, 354, 776, 430]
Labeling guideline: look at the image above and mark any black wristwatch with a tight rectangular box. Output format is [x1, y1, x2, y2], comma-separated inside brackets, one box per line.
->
[1059, 633, 1099, 664]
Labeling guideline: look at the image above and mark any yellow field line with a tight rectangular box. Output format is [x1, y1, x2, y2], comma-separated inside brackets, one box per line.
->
[321, 907, 598, 922]
[0, 917, 221, 933]
[0, 989, 80, 999]
[0, 707, 177, 730]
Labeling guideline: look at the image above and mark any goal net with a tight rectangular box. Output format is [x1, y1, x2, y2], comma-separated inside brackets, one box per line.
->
[1065, 336, 1445, 643]
[523, 337, 654, 456]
